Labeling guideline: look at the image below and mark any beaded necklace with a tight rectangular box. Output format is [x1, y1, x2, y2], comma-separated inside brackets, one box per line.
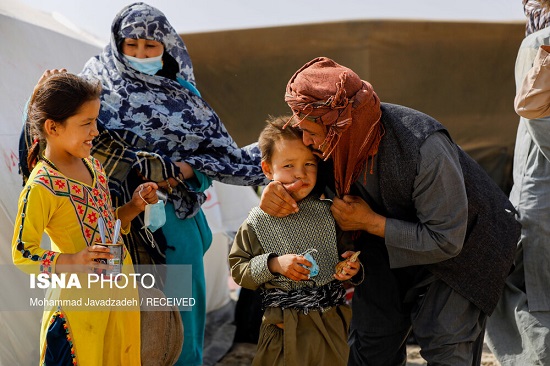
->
[40, 155, 94, 181]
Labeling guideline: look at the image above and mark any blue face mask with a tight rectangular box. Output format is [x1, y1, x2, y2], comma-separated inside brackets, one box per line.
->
[143, 201, 166, 232]
[299, 249, 319, 278]
[138, 186, 166, 233]
[123, 54, 163, 75]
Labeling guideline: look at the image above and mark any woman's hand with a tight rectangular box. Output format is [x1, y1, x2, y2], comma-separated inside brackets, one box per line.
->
[157, 161, 193, 193]
[333, 251, 361, 281]
[268, 254, 312, 281]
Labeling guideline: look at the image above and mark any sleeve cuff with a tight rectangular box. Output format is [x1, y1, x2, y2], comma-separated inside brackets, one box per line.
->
[40, 250, 59, 275]
[384, 218, 417, 268]
[249, 253, 277, 285]
[348, 263, 365, 286]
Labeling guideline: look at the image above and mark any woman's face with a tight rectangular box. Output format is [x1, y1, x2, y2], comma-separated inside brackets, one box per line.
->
[121, 38, 164, 59]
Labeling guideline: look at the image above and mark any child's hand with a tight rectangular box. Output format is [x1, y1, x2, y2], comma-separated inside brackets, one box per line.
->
[131, 182, 159, 212]
[334, 251, 361, 281]
[56, 245, 113, 273]
[268, 254, 312, 281]
[115, 182, 159, 230]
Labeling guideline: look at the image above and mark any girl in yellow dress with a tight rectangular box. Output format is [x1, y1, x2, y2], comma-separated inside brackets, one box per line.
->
[12, 71, 158, 365]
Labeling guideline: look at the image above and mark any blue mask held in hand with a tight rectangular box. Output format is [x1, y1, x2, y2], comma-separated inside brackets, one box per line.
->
[123, 54, 163, 75]
[143, 201, 166, 232]
[139, 186, 166, 233]
[299, 248, 319, 278]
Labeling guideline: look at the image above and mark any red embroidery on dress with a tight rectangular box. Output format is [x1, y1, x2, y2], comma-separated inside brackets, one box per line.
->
[40, 251, 56, 274]
[54, 180, 66, 190]
[34, 158, 115, 248]
[87, 212, 98, 224]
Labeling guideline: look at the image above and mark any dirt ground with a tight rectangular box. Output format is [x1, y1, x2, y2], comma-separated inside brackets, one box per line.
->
[215, 342, 500, 366]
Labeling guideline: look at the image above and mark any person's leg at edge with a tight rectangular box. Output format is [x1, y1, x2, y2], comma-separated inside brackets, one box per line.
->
[411, 279, 487, 366]
[486, 243, 550, 365]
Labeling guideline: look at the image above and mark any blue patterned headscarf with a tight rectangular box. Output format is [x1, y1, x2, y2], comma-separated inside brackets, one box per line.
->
[81, 2, 265, 186]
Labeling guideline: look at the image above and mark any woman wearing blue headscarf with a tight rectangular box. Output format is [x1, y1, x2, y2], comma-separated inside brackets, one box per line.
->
[80, 3, 267, 365]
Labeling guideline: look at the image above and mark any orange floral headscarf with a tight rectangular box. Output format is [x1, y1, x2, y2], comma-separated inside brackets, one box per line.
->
[285, 57, 383, 196]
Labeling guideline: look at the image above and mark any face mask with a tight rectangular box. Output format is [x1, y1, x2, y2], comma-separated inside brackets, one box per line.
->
[143, 201, 166, 232]
[299, 249, 319, 278]
[123, 54, 163, 75]
[139, 186, 166, 233]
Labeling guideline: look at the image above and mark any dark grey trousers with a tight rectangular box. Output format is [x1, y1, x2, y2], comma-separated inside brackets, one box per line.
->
[348, 277, 487, 366]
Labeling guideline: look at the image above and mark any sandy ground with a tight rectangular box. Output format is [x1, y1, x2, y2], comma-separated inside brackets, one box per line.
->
[215, 342, 500, 366]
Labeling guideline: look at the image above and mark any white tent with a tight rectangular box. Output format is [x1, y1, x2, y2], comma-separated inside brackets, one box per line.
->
[0, 1, 101, 364]
[0, 0, 102, 259]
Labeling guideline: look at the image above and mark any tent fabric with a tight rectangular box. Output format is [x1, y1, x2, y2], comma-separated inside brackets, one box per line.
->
[183, 20, 525, 192]
[0, 2, 102, 365]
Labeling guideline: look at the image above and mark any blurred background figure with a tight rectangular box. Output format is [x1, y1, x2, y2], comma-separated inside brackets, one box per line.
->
[485, 1, 550, 365]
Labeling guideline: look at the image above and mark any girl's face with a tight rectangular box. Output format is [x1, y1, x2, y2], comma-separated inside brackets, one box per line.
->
[121, 38, 164, 58]
[51, 99, 100, 160]
[261, 138, 318, 202]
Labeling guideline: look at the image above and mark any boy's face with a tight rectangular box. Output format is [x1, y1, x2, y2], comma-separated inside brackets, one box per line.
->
[261, 138, 318, 202]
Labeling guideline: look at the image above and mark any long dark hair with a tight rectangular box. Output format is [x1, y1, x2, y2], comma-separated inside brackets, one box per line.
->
[25, 72, 101, 171]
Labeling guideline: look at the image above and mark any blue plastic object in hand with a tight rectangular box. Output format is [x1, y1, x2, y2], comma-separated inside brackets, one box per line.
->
[300, 251, 319, 277]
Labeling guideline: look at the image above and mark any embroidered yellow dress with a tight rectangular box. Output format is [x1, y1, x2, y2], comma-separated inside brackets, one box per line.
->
[12, 157, 140, 366]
